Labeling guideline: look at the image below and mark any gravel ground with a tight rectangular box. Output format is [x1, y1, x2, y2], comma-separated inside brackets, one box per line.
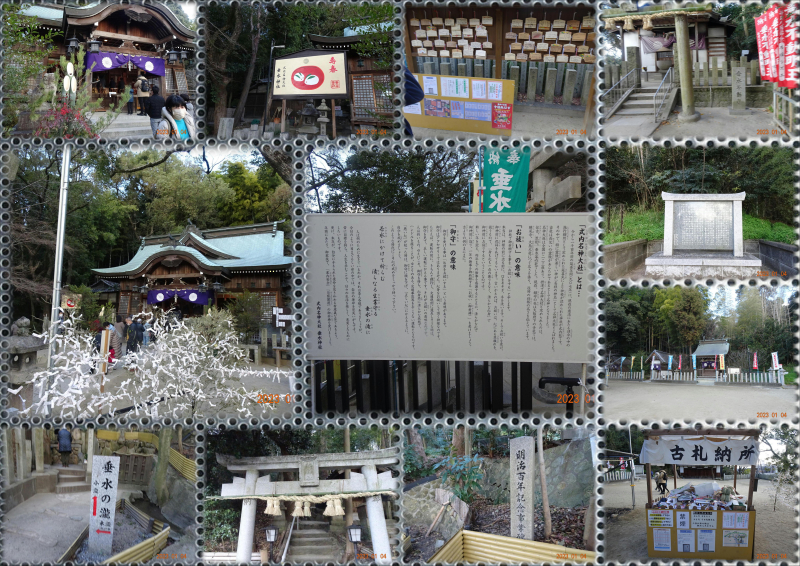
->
[74, 508, 151, 562]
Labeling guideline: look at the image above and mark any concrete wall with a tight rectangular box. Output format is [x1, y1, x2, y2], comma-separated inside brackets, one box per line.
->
[4, 471, 58, 512]
[755, 240, 799, 276]
[601, 239, 648, 280]
[402, 481, 466, 541]
[678, 84, 773, 108]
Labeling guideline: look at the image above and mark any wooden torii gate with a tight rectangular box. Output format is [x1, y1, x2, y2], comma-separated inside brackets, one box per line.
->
[216, 447, 400, 564]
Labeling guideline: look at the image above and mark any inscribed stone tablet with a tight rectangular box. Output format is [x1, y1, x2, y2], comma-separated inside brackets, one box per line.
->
[673, 201, 733, 251]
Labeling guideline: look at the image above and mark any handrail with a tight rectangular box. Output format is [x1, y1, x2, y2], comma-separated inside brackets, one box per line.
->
[600, 68, 638, 117]
[280, 514, 297, 563]
[653, 67, 673, 122]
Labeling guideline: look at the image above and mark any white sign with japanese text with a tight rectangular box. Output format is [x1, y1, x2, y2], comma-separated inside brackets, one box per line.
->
[306, 214, 592, 361]
[89, 455, 120, 554]
[640, 438, 759, 466]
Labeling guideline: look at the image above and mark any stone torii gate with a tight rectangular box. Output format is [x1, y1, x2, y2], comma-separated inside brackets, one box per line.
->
[217, 447, 400, 564]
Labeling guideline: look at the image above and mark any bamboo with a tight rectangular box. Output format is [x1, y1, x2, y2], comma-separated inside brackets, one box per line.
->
[536, 428, 552, 537]
[429, 530, 597, 563]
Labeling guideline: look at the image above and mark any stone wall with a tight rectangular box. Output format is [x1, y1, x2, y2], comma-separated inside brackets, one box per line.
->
[679, 84, 774, 108]
[476, 438, 594, 508]
[403, 438, 594, 530]
[146, 458, 196, 529]
[601, 239, 647, 280]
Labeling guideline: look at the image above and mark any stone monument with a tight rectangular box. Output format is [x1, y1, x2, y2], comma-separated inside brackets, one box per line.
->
[509, 436, 536, 540]
[645, 192, 760, 278]
[729, 67, 750, 115]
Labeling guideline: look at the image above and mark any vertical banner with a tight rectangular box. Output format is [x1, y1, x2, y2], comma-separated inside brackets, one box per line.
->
[483, 147, 530, 213]
[754, 11, 773, 81]
[771, 351, 780, 369]
[752, 352, 758, 371]
[89, 455, 120, 554]
[668, 355, 673, 370]
[678, 355, 682, 371]
[784, 2, 799, 88]
[692, 355, 697, 370]
[620, 356, 627, 368]
[631, 356, 636, 371]
[720, 355, 725, 370]
[755, 4, 797, 88]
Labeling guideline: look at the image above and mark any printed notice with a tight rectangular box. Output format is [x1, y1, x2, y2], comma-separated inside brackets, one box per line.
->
[735, 512, 749, 529]
[441, 76, 470, 98]
[647, 509, 673, 527]
[722, 512, 735, 528]
[698, 529, 715, 552]
[677, 529, 695, 553]
[691, 511, 717, 529]
[676, 511, 689, 528]
[403, 103, 422, 115]
[472, 80, 487, 99]
[306, 214, 592, 361]
[653, 528, 671, 551]
[722, 530, 749, 547]
[422, 75, 438, 95]
[487, 81, 503, 100]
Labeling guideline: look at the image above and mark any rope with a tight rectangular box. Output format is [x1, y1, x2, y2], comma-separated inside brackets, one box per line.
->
[208, 490, 398, 503]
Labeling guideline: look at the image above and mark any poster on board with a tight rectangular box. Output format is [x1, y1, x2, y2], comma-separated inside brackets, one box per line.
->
[492, 103, 513, 130]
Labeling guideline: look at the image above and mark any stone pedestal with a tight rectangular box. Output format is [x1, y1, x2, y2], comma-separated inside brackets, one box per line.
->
[544, 68, 557, 103]
[218, 118, 234, 139]
[33, 428, 44, 472]
[626, 46, 642, 88]
[510, 436, 536, 540]
[730, 67, 750, 115]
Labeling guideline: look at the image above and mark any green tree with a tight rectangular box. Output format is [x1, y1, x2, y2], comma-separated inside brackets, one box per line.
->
[226, 290, 264, 342]
[215, 159, 291, 227]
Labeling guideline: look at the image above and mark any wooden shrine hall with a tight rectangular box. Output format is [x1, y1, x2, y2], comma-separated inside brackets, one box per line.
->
[91, 222, 291, 319]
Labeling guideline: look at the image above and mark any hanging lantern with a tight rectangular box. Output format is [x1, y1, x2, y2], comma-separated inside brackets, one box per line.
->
[167, 50, 180, 64]
[88, 39, 101, 53]
[180, 51, 188, 61]
[66, 36, 80, 53]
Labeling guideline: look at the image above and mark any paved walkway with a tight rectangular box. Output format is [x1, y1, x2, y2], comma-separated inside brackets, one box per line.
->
[604, 477, 797, 562]
[602, 379, 796, 422]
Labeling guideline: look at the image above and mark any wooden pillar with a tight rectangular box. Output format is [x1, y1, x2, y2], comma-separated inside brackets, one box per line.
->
[645, 463, 653, 506]
[733, 465, 737, 490]
[331, 99, 336, 138]
[746, 465, 756, 510]
[280, 99, 287, 133]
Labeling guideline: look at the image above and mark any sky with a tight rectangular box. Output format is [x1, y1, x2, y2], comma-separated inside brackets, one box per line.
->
[177, 1, 197, 22]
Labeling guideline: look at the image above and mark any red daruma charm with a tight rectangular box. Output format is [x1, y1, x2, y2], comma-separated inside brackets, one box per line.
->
[291, 66, 324, 90]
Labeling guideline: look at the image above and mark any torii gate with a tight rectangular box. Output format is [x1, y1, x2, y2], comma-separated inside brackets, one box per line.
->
[217, 447, 400, 564]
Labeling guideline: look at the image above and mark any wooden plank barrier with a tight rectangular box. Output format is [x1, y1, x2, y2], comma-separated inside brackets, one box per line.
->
[429, 529, 596, 563]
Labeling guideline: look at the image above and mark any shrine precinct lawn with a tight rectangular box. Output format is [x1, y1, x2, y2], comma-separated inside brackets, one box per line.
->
[603, 210, 796, 245]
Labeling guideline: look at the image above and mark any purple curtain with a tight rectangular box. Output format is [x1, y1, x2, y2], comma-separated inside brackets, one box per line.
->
[640, 34, 706, 54]
[85, 52, 166, 76]
[147, 290, 213, 305]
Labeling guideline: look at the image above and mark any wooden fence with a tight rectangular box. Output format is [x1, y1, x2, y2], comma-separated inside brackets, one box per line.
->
[413, 56, 594, 107]
[58, 499, 170, 563]
[96, 429, 195, 481]
[716, 371, 784, 386]
[651, 371, 697, 382]
[606, 371, 643, 381]
[430, 529, 596, 564]
[314, 360, 588, 415]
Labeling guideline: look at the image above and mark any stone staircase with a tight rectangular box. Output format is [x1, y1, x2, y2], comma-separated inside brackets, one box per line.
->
[286, 519, 342, 563]
[91, 111, 154, 141]
[612, 87, 659, 117]
[55, 465, 90, 494]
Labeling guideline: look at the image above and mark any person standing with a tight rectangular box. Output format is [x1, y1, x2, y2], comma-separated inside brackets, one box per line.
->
[134, 71, 151, 116]
[108, 321, 122, 369]
[155, 95, 196, 140]
[114, 315, 127, 356]
[57, 425, 72, 468]
[125, 316, 140, 354]
[127, 81, 135, 115]
[146, 85, 167, 137]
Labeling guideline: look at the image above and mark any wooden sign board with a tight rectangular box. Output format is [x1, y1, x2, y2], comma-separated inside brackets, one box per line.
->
[529, 53, 543, 61]
[511, 19, 523, 29]
[410, 18, 420, 27]
[445, 18, 454, 26]
[483, 41, 493, 49]
[463, 28, 474, 38]
[439, 29, 450, 37]
[545, 31, 559, 41]
[421, 19, 432, 26]
[543, 55, 556, 63]
[563, 44, 577, 53]
[475, 50, 487, 59]
[553, 19, 566, 30]
[451, 28, 462, 38]
[505, 32, 518, 40]
[582, 17, 596, 29]
[510, 42, 522, 51]
[457, 18, 468, 26]
[559, 31, 572, 41]
[469, 18, 480, 27]
[556, 55, 569, 63]
[504, 53, 516, 60]
[432, 17, 443, 26]
[569, 56, 584, 63]
[531, 31, 544, 40]
[439, 50, 450, 58]
[566, 20, 581, 31]
[519, 32, 531, 40]
[516, 53, 529, 61]
[482, 16, 493, 25]
[539, 20, 551, 31]
[524, 18, 537, 29]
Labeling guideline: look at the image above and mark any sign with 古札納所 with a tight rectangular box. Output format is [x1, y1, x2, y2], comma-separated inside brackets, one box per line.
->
[648, 509, 673, 527]
[272, 50, 349, 99]
[482, 147, 529, 213]
[640, 438, 759, 466]
[305, 213, 592, 361]
[88, 455, 121, 554]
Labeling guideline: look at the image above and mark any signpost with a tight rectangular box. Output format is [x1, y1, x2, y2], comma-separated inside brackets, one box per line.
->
[88, 455, 120, 554]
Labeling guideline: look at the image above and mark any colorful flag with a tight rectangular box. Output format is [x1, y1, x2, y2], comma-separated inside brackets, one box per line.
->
[668, 355, 673, 370]
[691, 355, 696, 370]
[754, 4, 798, 89]
[631, 356, 636, 371]
[752, 352, 758, 371]
[719, 355, 725, 370]
[771, 351, 780, 369]
[482, 147, 530, 213]
[678, 355, 682, 371]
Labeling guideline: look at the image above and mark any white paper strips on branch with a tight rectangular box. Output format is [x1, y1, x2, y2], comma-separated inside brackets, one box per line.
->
[640, 438, 759, 466]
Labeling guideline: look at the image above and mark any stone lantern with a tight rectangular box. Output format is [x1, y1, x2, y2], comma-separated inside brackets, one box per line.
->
[297, 101, 320, 135]
[316, 100, 330, 137]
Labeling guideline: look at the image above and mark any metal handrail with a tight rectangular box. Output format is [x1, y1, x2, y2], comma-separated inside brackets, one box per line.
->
[600, 68, 637, 115]
[280, 515, 297, 563]
[653, 67, 673, 122]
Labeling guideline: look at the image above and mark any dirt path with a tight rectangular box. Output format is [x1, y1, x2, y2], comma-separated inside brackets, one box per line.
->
[602, 380, 797, 422]
[604, 478, 797, 562]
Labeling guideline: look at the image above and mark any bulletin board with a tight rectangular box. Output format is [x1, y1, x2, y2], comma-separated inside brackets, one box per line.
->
[404, 74, 516, 135]
[645, 508, 756, 560]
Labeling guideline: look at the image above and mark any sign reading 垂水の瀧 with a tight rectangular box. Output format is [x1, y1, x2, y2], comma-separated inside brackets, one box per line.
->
[88, 455, 120, 554]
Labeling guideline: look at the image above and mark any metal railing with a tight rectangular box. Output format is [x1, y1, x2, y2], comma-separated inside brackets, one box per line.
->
[281, 515, 297, 563]
[600, 68, 637, 116]
[773, 88, 795, 134]
[653, 67, 673, 122]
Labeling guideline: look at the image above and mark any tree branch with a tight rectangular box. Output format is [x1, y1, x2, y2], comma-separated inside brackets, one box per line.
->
[109, 149, 188, 177]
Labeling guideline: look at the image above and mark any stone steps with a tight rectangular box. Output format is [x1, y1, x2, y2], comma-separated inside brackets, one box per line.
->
[56, 480, 91, 494]
[293, 529, 330, 537]
[57, 467, 85, 478]
[614, 108, 654, 116]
